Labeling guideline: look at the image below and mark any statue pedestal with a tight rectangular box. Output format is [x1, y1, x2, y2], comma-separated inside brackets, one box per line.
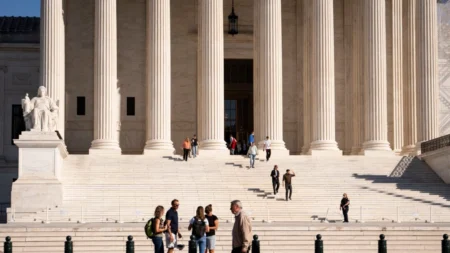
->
[11, 132, 68, 210]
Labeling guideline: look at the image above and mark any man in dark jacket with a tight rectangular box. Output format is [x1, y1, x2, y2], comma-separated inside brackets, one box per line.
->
[270, 165, 280, 195]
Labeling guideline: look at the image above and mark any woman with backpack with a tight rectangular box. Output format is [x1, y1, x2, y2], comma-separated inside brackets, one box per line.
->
[151, 205, 168, 253]
[188, 206, 210, 253]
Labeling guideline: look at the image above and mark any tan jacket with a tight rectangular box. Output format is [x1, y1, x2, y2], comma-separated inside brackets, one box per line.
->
[232, 210, 253, 250]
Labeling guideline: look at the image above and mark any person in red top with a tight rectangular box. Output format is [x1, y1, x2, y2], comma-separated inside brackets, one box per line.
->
[230, 135, 237, 155]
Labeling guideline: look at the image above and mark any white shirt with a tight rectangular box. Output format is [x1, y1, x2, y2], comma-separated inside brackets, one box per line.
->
[248, 145, 257, 155]
[264, 140, 271, 149]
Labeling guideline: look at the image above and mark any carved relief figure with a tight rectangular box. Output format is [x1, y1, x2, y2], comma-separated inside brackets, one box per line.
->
[21, 86, 59, 132]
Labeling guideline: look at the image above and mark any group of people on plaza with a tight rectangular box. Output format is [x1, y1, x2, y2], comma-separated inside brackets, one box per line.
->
[148, 199, 253, 253]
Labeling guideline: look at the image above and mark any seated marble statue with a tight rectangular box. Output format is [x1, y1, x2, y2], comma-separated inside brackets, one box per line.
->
[21, 86, 59, 132]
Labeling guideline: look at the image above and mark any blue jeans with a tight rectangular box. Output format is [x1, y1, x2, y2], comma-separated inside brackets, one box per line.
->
[192, 146, 198, 157]
[195, 236, 206, 253]
[249, 154, 256, 167]
[152, 236, 164, 253]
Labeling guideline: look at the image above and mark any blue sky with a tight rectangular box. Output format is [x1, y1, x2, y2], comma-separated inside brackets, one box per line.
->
[0, 0, 40, 17]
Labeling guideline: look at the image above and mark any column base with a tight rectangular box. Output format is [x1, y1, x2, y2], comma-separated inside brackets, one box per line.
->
[89, 140, 121, 155]
[143, 140, 175, 156]
[301, 145, 310, 155]
[401, 144, 417, 156]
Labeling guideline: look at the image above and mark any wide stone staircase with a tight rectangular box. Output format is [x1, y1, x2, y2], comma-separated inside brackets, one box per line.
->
[0, 222, 449, 253]
[8, 154, 450, 224]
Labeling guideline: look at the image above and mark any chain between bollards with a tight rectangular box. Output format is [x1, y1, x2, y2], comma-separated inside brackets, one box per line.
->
[252, 234, 260, 253]
[315, 234, 323, 253]
[64, 236, 73, 253]
[188, 235, 197, 253]
[443, 234, 450, 253]
[378, 234, 387, 253]
[4, 236, 12, 253]
[126, 235, 134, 253]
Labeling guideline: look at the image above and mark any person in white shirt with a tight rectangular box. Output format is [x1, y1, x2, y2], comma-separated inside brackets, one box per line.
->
[263, 136, 271, 161]
[247, 142, 257, 168]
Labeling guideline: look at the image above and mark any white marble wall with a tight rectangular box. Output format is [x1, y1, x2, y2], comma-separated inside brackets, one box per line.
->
[438, 2, 450, 135]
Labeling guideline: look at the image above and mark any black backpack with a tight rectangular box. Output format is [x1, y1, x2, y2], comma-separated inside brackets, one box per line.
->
[191, 217, 206, 238]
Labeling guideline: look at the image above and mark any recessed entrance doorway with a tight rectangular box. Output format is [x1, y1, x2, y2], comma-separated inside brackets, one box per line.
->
[224, 59, 253, 147]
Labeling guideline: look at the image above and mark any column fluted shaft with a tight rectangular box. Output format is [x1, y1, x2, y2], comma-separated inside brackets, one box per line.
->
[144, 0, 174, 154]
[253, 0, 260, 149]
[392, 0, 403, 153]
[258, 0, 287, 152]
[198, 0, 227, 152]
[351, 0, 364, 155]
[90, 0, 121, 153]
[362, 0, 391, 153]
[416, 0, 439, 145]
[40, 0, 65, 138]
[301, 0, 312, 154]
[309, 0, 340, 154]
[402, 0, 417, 154]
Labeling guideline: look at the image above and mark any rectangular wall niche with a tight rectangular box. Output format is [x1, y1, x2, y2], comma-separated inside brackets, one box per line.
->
[77, 96, 86, 116]
[127, 97, 135, 116]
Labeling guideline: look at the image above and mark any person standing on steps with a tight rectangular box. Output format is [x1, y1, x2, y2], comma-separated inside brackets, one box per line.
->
[165, 199, 182, 253]
[182, 137, 191, 161]
[248, 131, 255, 146]
[263, 136, 271, 161]
[188, 206, 210, 253]
[229, 135, 237, 155]
[247, 142, 257, 168]
[151, 205, 168, 253]
[191, 134, 198, 158]
[205, 204, 219, 253]
[282, 169, 296, 201]
[230, 200, 252, 253]
[270, 165, 280, 195]
[340, 193, 350, 223]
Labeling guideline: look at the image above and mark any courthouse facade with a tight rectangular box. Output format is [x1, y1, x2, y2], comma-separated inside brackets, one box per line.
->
[0, 0, 449, 160]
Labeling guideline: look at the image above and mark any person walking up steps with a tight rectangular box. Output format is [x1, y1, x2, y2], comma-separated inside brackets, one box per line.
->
[182, 137, 191, 161]
[230, 200, 252, 253]
[270, 165, 280, 195]
[340, 193, 350, 223]
[205, 204, 219, 253]
[247, 142, 257, 168]
[263, 136, 271, 161]
[188, 206, 209, 253]
[248, 131, 255, 146]
[282, 169, 295, 201]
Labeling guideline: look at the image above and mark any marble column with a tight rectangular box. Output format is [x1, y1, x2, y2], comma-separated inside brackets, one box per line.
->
[402, 0, 417, 155]
[90, 0, 121, 154]
[301, 0, 312, 155]
[258, 0, 288, 154]
[40, 0, 65, 138]
[143, 0, 174, 155]
[197, 0, 227, 154]
[361, 0, 392, 155]
[253, 0, 260, 150]
[416, 0, 439, 148]
[308, 0, 340, 155]
[392, 0, 403, 154]
[351, 0, 364, 155]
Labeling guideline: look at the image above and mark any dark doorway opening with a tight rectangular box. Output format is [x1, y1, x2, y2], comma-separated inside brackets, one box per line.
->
[224, 59, 253, 151]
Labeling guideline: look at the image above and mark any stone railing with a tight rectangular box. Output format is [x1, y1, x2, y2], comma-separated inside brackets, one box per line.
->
[420, 134, 450, 153]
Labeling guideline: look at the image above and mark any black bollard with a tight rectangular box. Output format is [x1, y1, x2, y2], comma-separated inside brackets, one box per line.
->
[64, 236, 73, 253]
[188, 235, 197, 253]
[378, 234, 387, 253]
[252, 235, 260, 253]
[315, 234, 323, 253]
[4, 236, 12, 253]
[443, 234, 450, 253]
[126, 235, 134, 253]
